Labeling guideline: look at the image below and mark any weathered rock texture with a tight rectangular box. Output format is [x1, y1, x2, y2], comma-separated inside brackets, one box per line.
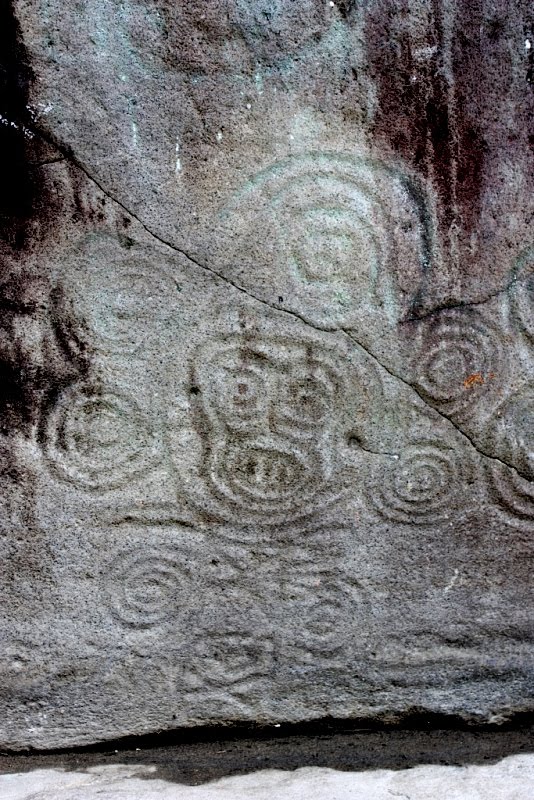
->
[0, 0, 533, 748]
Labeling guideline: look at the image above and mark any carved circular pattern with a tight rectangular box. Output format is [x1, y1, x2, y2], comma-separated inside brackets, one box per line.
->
[43, 383, 160, 490]
[272, 365, 337, 437]
[191, 334, 352, 523]
[509, 250, 534, 341]
[106, 546, 189, 629]
[188, 602, 273, 687]
[295, 589, 350, 659]
[207, 360, 269, 431]
[487, 464, 534, 523]
[194, 337, 345, 439]
[367, 441, 470, 525]
[55, 245, 179, 356]
[275, 174, 384, 287]
[220, 154, 431, 328]
[414, 309, 502, 419]
[90, 266, 174, 353]
[485, 386, 534, 523]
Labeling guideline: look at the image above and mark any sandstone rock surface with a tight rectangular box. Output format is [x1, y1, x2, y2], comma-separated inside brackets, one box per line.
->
[0, 0, 533, 748]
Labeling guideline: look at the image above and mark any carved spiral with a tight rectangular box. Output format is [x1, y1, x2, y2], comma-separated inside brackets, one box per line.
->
[54, 241, 178, 356]
[43, 382, 160, 490]
[487, 463, 534, 524]
[368, 441, 469, 525]
[484, 386, 534, 524]
[106, 547, 188, 628]
[414, 309, 502, 419]
[509, 249, 534, 342]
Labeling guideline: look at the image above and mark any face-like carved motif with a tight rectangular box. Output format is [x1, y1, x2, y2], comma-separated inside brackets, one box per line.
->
[191, 335, 344, 523]
[218, 154, 434, 331]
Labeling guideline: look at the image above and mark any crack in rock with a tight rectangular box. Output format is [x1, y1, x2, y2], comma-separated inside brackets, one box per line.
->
[341, 330, 526, 479]
[31, 126, 530, 483]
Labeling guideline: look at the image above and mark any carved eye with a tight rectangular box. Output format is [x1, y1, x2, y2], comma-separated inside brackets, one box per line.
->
[191, 626, 273, 685]
[285, 376, 330, 423]
[219, 367, 267, 422]
[274, 368, 335, 435]
[229, 374, 259, 409]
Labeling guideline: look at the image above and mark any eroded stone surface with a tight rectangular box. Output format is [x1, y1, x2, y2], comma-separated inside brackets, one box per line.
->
[0, 1, 533, 748]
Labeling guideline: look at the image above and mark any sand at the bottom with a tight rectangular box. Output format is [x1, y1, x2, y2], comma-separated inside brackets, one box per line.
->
[1, 754, 533, 799]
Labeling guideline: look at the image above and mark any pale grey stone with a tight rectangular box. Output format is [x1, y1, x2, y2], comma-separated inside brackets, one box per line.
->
[2, 756, 534, 799]
[0, 1, 533, 748]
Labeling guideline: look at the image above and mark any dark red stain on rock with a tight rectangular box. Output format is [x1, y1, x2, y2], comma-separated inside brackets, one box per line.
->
[0, 4, 94, 587]
[365, 3, 452, 229]
[0, 62, 93, 606]
[364, 1, 499, 250]
[450, 2, 487, 235]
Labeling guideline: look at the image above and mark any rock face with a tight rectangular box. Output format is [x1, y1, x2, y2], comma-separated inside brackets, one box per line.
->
[0, 1, 533, 749]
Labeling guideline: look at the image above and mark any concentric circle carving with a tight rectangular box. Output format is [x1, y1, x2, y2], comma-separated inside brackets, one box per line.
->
[220, 154, 433, 326]
[487, 464, 534, 524]
[509, 248, 534, 342]
[43, 382, 161, 490]
[88, 265, 174, 354]
[273, 172, 386, 288]
[208, 437, 322, 518]
[414, 309, 502, 419]
[200, 355, 269, 433]
[367, 440, 471, 525]
[484, 385, 534, 524]
[53, 236, 179, 356]
[272, 365, 337, 437]
[106, 546, 189, 629]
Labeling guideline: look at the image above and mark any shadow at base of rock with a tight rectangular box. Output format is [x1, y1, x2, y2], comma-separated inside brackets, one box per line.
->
[1, 712, 533, 785]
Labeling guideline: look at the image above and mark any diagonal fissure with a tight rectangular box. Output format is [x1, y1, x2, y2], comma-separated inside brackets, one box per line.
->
[34, 127, 529, 483]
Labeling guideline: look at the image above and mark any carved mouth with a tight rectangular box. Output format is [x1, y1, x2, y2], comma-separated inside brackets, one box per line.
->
[208, 437, 325, 517]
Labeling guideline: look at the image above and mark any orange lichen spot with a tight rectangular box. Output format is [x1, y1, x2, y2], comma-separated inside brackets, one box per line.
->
[463, 372, 485, 389]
